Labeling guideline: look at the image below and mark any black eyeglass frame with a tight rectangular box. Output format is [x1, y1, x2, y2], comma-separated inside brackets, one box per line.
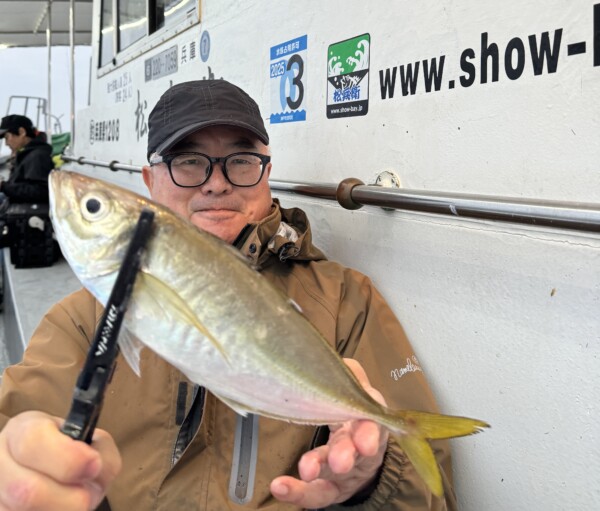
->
[149, 151, 271, 188]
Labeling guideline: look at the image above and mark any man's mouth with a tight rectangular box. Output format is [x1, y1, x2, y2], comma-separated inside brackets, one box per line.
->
[193, 208, 238, 219]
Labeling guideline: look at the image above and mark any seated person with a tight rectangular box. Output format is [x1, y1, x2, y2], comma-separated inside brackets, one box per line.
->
[0, 114, 54, 206]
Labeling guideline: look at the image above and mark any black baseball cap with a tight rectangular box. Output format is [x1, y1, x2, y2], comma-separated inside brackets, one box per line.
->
[147, 79, 269, 160]
[0, 114, 33, 138]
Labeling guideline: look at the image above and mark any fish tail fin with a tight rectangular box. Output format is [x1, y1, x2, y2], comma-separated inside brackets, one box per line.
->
[396, 409, 490, 439]
[393, 433, 443, 497]
[386, 410, 490, 497]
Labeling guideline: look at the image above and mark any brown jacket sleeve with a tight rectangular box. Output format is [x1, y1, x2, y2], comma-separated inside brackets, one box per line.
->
[329, 269, 457, 511]
[0, 288, 99, 429]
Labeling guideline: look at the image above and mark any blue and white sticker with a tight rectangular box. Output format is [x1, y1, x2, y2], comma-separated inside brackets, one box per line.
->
[269, 35, 307, 124]
[200, 31, 210, 62]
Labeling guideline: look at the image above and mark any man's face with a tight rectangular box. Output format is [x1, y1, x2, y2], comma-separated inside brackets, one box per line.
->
[142, 125, 272, 244]
[3, 128, 28, 153]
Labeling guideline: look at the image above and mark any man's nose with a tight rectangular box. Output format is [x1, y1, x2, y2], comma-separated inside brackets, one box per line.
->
[202, 162, 231, 191]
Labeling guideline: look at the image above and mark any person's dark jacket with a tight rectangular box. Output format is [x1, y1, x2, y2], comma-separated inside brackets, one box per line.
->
[0, 138, 54, 203]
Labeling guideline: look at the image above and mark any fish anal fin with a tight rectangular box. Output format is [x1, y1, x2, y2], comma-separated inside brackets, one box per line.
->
[214, 393, 324, 426]
[215, 394, 255, 417]
[118, 328, 144, 377]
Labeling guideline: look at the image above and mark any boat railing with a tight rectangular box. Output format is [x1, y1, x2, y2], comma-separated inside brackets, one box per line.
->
[61, 154, 600, 234]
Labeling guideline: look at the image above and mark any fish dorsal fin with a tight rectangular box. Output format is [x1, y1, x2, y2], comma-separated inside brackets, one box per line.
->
[118, 327, 145, 377]
[138, 271, 231, 365]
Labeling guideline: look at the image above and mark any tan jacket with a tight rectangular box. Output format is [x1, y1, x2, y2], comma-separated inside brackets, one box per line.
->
[0, 202, 456, 510]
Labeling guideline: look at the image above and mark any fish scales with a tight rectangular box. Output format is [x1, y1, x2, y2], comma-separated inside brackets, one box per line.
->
[141, 215, 362, 420]
[139, 211, 356, 419]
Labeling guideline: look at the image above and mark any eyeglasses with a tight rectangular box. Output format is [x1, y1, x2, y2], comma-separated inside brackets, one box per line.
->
[149, 151, 271, 188]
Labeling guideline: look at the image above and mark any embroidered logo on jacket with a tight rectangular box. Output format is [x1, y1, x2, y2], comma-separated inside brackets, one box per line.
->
[390, 356, 423, 381]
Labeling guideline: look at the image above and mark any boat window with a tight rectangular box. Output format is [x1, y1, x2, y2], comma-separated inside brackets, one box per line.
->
[119, 0, 147, 51]
[98, 0, 199, 70]
[99, 0, 115, 67]
[155, 0, 196, 30]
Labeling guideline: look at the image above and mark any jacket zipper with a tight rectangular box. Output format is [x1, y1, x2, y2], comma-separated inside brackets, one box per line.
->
[171, 384, 205, 466]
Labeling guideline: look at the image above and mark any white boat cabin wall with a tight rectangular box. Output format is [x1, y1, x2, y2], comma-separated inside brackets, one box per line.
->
[65, 1, 600, 510]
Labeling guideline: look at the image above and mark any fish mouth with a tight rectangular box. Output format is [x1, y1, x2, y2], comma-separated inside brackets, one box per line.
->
[48, 170, 73, 222]
[49, 170, 94, 221]
[49, 171, 64, 223]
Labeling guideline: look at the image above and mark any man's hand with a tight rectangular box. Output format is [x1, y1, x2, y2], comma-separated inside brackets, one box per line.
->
[0, 411, 122, 511]
[270, 359, 389, 508]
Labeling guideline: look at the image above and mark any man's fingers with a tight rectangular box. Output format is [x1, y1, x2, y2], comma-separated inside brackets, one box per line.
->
[298, 431, 360, 480]
[88, 429, 122, 490]
[272, 361, 390, 509]
[343, 358, 387, 406]
[350, 419, 388, 457]
[271, 476, 340, 509]
[0, 451, 98, 511]
[324, 427, 358, 474]
[297, 445, 328, 481]
[4, 412, 102, 484]
[298, 424, 380, 480]
[343, 358, 370, 385]
[341, 358, 389, 456]
[0, 411, 122, 511]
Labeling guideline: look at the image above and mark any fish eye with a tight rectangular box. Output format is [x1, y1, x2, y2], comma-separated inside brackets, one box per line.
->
[86, 198, 101, 214]
[81, 192, 110, 221]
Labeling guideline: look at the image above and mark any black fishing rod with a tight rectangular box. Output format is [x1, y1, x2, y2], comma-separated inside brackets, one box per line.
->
[61, 209, 155, 443]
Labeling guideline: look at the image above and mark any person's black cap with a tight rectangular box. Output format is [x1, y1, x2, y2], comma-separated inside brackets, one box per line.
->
[0, 114, 33, 138]
[147, 79, 269, 160]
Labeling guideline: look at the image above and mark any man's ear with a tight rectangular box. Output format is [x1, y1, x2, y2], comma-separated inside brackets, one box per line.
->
[142, 165, 154, 193]
[18, 127, 26, 137]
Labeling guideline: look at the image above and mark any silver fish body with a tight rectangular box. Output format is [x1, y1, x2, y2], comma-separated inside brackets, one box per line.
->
[49, 170, 489, 496]
[50, 170, 381, 422]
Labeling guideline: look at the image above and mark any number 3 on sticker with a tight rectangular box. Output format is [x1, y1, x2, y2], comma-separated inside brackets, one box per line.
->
[280, 54, 304, 111]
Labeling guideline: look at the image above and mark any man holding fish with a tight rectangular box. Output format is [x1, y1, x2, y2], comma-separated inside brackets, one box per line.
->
[0, 80, 486, 510]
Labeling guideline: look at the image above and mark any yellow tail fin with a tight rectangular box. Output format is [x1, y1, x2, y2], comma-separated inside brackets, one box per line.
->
[394, 434, 443, 497]
[386, 410, 490, 497]
[398, 409, 490, 439]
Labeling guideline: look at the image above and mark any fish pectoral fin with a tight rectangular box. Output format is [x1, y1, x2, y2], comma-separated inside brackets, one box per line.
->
[118, 327, 145, 377]
[394, 434, 443, 498]
[138, 271, 231, 364]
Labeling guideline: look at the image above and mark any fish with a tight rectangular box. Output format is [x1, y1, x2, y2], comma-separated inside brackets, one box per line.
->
[48, 170, 489, 497]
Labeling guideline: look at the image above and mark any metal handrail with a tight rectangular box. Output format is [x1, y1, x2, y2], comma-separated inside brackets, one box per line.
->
[60, 154, 600, 233]
[62, 155, 143, 173]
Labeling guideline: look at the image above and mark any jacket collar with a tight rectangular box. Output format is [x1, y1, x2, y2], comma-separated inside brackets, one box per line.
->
[234, 199, 326, 268]
[15, 138, 52, 161]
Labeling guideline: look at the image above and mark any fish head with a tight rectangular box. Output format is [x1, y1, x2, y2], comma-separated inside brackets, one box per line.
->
[49, 170, 149, 303]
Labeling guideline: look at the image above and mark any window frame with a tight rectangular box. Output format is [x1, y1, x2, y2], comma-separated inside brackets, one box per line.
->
[97, 0, 201, 76]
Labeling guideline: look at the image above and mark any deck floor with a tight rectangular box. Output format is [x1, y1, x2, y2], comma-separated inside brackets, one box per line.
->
[1, 248, 81, 371]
